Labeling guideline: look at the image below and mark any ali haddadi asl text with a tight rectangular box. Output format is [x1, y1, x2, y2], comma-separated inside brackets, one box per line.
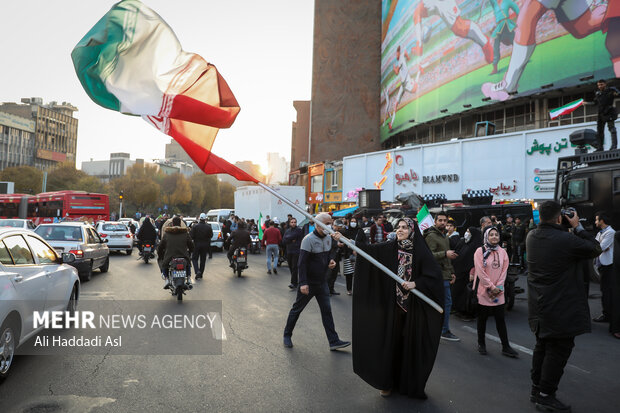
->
[34, 335, 121, 347]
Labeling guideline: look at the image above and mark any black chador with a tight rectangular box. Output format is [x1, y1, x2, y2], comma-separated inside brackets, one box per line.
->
[352, 219, 444, 399]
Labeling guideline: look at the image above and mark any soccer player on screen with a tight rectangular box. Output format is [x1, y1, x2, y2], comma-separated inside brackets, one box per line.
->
[602, 0, 620, 76]
[482, 0, 606, 101]
[385, 45, 421, 131]
[412, 0, 494, 64]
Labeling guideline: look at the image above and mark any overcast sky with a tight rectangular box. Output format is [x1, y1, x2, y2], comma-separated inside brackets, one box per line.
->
[0, 0, 314, 173]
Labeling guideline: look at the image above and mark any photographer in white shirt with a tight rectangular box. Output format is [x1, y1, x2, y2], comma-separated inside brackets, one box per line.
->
[593, 211, 615, 323]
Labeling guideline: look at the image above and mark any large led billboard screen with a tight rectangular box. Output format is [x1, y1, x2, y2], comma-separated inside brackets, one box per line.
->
[380, 0, 617, 141]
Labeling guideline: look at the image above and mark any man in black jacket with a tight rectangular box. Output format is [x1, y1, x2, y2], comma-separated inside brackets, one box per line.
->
[282, 217, 304, 289]
[526, 201, 602, 412]
[190, 213, 213, 279]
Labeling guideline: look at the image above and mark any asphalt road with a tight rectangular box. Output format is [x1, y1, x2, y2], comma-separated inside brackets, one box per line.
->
[1, 248, 617, 413]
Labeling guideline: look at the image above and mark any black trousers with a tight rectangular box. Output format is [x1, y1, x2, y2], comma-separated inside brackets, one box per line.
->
[531, 336, 575, 395]
[283, 282, 339, 345]
[599, 264, 613, 318]
[192, 242, 210, 277]
[287, 253, 299, 285]
[477, 304, 509, 346]
[327, 266, 339, 292]
[597, 115, 617, 149]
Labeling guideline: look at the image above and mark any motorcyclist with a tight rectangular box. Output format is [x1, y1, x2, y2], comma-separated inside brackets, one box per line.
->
[157, 216, 194, 289]
[136, 216, 157, 255]
[227, 221, 251, 266]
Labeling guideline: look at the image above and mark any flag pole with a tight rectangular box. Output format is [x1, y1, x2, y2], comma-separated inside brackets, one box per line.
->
[257, 182, 443, 314]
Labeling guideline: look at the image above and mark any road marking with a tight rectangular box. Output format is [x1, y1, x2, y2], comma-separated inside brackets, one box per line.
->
[209, 312, 227, 341]
[461, 326, 591, 374]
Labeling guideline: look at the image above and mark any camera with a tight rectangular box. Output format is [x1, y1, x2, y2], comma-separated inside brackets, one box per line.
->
[561, 207, 576, 229]
[561, 208, 576, 219]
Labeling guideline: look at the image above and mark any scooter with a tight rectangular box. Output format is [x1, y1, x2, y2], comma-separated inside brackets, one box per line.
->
[165, 258, 192, 301]
[231, 247, 248, 277]
[250, 232, 260, 254]
[140, 243, 155, 263]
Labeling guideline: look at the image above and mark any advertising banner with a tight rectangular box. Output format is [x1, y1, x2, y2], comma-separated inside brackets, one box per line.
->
[380, 0, 615, 141]
[345, 121, 617, 202]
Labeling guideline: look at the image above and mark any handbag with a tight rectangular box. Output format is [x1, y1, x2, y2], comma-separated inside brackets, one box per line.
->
[465, 273, 480, 314]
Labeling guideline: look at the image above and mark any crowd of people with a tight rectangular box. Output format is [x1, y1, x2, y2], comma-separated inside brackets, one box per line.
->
[129, 205, 618, 411]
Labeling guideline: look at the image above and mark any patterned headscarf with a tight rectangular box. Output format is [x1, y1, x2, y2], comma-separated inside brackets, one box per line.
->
[395, 218, 415, 311]
[482, 226, 500, 267]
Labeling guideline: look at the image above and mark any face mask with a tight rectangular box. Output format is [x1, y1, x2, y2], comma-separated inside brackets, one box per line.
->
[350, 222, 357, 228]
[464, 231, 472, 243]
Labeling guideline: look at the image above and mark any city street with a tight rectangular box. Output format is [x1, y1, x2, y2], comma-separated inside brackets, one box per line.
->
[1, 249, 616, 413]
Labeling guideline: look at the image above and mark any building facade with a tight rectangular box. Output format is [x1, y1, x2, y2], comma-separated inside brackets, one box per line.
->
[343, 120, 619, 204]
[308, 0, 382, 163]
[0, 98, 78, 170]
[165, 139, 199, 171]
[290, 100, 310, 170]
[0, 111, 36, 170]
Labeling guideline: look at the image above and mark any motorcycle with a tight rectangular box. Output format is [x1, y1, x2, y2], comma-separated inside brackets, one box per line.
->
[231, 247, 248, 277]
[140, 243, 155, 263]
[249, 232, 260, 254]
[166, 258, 192, 301]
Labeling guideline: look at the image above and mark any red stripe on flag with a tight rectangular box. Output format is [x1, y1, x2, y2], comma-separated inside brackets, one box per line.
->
[167, 65, 240, 128]
[169, 125, 258, 183]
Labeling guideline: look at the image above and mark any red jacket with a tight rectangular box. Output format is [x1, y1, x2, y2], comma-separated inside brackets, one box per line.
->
[263, 226, 282, 246]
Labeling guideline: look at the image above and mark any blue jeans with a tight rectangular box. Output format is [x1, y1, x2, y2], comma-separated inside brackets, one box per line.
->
[266, 244, 279, 270]
[283, 282, 340, 345]
[443, 280, 452, 334]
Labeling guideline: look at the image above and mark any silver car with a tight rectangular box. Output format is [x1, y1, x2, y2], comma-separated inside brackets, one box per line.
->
[209, 222, 224, 251]
[34, 223, 109, 282]
[0, 227, 80, 382]
[0, 219, 36, 230]
[95, 221, 134, 255]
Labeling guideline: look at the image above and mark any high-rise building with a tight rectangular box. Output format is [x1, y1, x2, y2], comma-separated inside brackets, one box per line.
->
[266, 152, 289, 184]
[291, 101, 310, 169]
[165, 139, 199, 171]
[0, 111, 36, 170]
[0, 98, 78, 171]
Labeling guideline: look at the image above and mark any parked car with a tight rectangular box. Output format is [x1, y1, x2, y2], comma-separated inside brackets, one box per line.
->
[183, 217, 197, 228]
[209, 222, 224, 251]
[0, 227, 80, 382]
[34, 223, 109, 281]
[95, 221, 134, 255]
[0, 219, 36, 230]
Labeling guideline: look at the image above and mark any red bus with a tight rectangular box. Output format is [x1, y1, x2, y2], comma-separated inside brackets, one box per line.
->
[0, 194, 31, 219]
[27, 191, 110, 225]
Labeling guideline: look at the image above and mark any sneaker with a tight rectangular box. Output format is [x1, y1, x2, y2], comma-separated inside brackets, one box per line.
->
[478, 344, 487, 355]
[347, 290, 352, 296]
[283, 336, 293, 348]
[535, 394, 571, 412]
[330, 291, 340, 296]
[267, 270, 272, 275]
[273, 268, 277, 274]
[163, 281, 171, 290]
[481, 80, 511, 102]
[592, 314, 609, 323]
[379, 389, 392, 397]
[441, 331, 460, 342]
[288, 284, 297, 289]
[329, 340, 351, 351]
[502, 346, 519, 358]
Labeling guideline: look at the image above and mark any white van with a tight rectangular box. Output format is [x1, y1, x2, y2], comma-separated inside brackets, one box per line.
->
[205, 209, 235, 225]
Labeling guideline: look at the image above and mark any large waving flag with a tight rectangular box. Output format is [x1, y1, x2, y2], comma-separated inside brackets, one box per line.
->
[71, 0, 257, 183]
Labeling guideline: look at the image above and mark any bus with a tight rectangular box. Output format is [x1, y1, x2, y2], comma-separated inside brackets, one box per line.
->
[0, 194, 30, 219]
[27, 191, 110, 225]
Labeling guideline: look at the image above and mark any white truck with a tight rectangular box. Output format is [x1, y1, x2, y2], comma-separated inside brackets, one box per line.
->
[234, 185, 306, 223]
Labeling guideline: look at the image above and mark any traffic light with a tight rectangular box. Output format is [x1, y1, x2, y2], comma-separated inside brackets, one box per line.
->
[119, 190, 124, 201]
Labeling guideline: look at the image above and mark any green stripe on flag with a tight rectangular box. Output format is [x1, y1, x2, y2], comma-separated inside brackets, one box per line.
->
[70, 0, 140, 111]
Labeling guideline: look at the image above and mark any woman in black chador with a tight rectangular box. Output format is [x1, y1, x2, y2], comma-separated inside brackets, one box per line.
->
[348, 218, 444, 399]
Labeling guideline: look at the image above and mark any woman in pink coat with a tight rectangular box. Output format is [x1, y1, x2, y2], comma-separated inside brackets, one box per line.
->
[473, 226, 519, 358]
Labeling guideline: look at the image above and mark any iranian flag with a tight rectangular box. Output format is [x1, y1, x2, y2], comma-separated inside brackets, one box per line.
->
[549, 98, 584, 120]
[71, 0, 257, 183]
[416, 204, 435, 231]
